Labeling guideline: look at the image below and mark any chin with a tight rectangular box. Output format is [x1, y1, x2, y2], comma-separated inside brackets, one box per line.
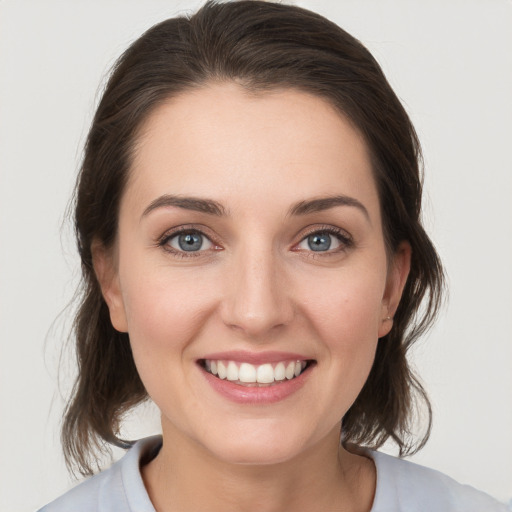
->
[212, 441, 300, 466]
[199, 420, 318, 467]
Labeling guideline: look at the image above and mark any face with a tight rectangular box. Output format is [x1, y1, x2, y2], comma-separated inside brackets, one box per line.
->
[96, 83, 410, 465]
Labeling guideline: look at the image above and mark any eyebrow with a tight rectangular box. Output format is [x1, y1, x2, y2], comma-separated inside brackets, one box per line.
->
[288, 195, 370, 221]
[142, 194, 227, 218]
[141, 193, 369, 221]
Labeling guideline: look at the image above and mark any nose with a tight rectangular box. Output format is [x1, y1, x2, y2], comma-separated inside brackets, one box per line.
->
[219, 245, 294, 339]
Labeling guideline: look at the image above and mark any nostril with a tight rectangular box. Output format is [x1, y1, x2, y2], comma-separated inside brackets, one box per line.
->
[218, 270, 294, 336]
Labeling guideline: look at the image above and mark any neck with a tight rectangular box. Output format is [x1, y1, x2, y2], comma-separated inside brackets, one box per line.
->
[142, 423, 376, 512]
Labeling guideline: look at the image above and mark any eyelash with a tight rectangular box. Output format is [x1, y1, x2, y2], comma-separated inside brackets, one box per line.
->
[156, 224, 353, 258]
[294, 225, 353, 257]
[157, 225, 220, 259]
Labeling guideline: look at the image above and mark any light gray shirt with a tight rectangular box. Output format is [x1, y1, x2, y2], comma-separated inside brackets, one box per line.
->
[38, 435, 510, 511]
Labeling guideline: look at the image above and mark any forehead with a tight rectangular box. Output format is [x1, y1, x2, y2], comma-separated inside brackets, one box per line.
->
[126, 82, 380, 219]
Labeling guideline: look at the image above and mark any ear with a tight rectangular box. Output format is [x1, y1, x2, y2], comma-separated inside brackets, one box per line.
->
[91, 240, 128, 333]
[378, 241, 411, 338]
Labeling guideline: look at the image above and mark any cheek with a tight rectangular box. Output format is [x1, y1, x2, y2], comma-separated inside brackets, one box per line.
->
[300, 263, 387, 344]
[117, 264, 222, 428]
[297, 263, 386, 398]
[121, 270, 215, 347]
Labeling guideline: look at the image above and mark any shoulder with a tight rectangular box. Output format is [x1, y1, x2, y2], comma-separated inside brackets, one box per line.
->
[37, 436, 162, 512]
[369, 450, 510, 512]
[36, 467, 111, 512]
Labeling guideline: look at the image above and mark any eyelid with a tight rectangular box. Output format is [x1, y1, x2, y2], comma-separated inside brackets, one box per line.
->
[292, 224, 354, 253]
[156, 224, 222, 256]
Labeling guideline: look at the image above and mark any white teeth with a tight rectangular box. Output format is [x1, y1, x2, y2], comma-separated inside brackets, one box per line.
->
[239, 362, 257, 383]
[227, 361, 239, 381]
[217, 361, 227, 379]
[256, 363, 274, 384]
[274, 362, 286, 381]
[205, 359, 309, 384]
[285, 362, 295, 380]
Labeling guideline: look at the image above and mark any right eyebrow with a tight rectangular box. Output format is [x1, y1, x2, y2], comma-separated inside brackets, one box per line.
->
[141, 194, 228, 219]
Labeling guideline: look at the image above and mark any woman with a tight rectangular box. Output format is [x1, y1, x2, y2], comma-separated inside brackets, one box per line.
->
[37, 1, 508, 510]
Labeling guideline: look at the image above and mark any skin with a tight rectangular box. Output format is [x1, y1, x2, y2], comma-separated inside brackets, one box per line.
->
[94, 82, 411, 512]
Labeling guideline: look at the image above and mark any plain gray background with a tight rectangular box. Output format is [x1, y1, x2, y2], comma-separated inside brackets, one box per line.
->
[1, 1, 511, 510]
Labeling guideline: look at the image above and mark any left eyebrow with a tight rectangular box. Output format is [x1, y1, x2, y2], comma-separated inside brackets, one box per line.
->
[288, 195, 370, 222]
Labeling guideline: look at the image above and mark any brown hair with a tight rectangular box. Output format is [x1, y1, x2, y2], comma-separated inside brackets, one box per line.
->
[63, 0, 444, 475]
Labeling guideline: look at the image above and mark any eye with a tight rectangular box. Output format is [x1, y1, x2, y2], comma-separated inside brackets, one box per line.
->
[296, 228, 352, 253]
[163, 230, 214, 253]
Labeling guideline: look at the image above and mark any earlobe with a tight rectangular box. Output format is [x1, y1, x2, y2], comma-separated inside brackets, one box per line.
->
[378, 241, 412, 338]
[91, 241, 128, 333]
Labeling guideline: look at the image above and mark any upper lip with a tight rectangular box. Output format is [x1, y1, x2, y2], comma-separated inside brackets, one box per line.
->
[199, 350, 313, 365]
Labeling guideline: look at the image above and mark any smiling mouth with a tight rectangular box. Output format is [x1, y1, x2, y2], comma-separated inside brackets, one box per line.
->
[200, 359, 315, 387]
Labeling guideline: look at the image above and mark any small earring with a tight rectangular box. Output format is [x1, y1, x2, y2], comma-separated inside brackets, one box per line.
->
[384, 316, 393, 322]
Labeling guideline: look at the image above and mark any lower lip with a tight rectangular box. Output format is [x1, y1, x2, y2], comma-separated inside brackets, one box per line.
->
[200, 364, 313, 404]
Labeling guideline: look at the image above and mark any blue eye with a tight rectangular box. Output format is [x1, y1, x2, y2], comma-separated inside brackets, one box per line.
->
[167, 231, 213, 252]
[307, 233, 333, 251]
[297, 230, 349, 253]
